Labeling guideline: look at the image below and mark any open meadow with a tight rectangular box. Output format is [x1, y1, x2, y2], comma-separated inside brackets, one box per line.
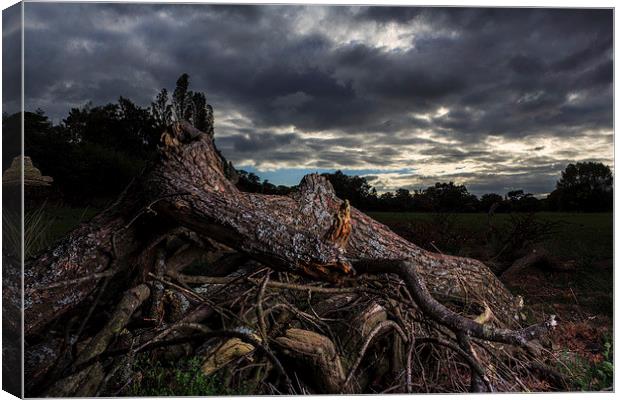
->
[369, 212, 613, 265]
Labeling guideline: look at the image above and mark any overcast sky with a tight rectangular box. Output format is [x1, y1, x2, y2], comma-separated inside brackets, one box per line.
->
[19, 3, 613, 195]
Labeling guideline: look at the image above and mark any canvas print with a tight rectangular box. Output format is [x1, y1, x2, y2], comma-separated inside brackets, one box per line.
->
[2, 1, 614, 397]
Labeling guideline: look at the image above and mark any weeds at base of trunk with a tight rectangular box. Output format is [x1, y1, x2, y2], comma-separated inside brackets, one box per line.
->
[127, 355, 251, 396]
[556, 340, 613, 391]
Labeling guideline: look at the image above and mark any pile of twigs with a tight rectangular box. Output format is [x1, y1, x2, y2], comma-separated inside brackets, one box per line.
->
[26, 241, 569, 396]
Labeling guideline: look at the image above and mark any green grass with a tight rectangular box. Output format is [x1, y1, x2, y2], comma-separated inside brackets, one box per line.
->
[19, 206, 100, 256]
[557, 339, 614, 391]
[42, 206, 99, 241]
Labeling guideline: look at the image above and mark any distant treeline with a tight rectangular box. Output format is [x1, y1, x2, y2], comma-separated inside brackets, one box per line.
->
[237, 165, 613, 213]
[4, 73, 612, 212]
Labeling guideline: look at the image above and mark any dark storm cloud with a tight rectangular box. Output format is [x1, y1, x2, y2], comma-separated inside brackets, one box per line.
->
[219, 131, 299, 153]
[2, 3, 22, 114]
[22, 3, 613, 195]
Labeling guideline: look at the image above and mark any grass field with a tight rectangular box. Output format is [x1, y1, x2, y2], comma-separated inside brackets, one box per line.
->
[369, 212, 613, 262]
[31, 207, 613, 263]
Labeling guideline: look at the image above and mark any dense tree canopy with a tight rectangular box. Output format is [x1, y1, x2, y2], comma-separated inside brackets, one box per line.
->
[505, 190, 540, 213]
[236, 170, 293, 195]
[480, 193, 505, 213]
[321, 170, 379, 210]
[418, 182, 479, 212]
[17, 74, 213, 204]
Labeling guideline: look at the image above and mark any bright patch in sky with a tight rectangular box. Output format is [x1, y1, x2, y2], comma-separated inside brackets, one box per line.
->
[237, 166, 415, 188]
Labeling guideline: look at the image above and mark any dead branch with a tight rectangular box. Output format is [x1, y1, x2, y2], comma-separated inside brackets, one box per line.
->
[75, 284, 150, 365]
[353, 259, 557, 346]
[343, 320, 408, 389]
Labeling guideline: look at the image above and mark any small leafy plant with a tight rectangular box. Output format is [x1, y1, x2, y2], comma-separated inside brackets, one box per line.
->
[557, 340, 613, 391]
[129, 355, 249, 396]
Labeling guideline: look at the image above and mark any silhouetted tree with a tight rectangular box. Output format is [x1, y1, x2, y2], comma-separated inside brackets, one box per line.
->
[394, 188, 414, 211]
[191, 92, 208, 131]
[151, 88, 173, 130]
[547, 162, 613, 211]
[321, 170, 379, 210]
[63, 103, 122, 147]
[169, 73, 213, 133]
[118, 96, 159, 152]
[2, 112, 23, 169]
[506, 190, 540, 212]
[479, 193, 504, 213]
[235, 170, 294, 195]
[172, 73, 190, 122]
[379, 192, 395, 211]
[422, 182, 479, 212]
[236, 170, 263, 193]
[23, 108, 147, 203]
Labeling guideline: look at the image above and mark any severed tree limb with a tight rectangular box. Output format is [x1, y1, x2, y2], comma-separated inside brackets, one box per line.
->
[256, 273, 270, 344]
[405, 336, 415, 393]
[274, 328, 348, 394]
[26, 270, 117, 293]
[456, 332, 490, 392]
[74, 284, 150, 365]
[500, 246, 571, 280]
[352, 259, 557, 347]
[177, 273, 373, 294]
[147, 248, 167, 323]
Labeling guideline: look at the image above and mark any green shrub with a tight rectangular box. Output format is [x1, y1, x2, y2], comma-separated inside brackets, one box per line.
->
[557, 340, 613, 391]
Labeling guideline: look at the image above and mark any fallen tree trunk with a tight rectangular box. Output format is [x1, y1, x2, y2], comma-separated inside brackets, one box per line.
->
[25, 122, 523, 335]
[500, 246, 575, 281]
[21, 120, 556, 395]
[143, 123, 524, 326]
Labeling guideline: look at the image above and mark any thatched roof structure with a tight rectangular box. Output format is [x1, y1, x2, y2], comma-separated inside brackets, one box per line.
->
[2, 156, 53, 186]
